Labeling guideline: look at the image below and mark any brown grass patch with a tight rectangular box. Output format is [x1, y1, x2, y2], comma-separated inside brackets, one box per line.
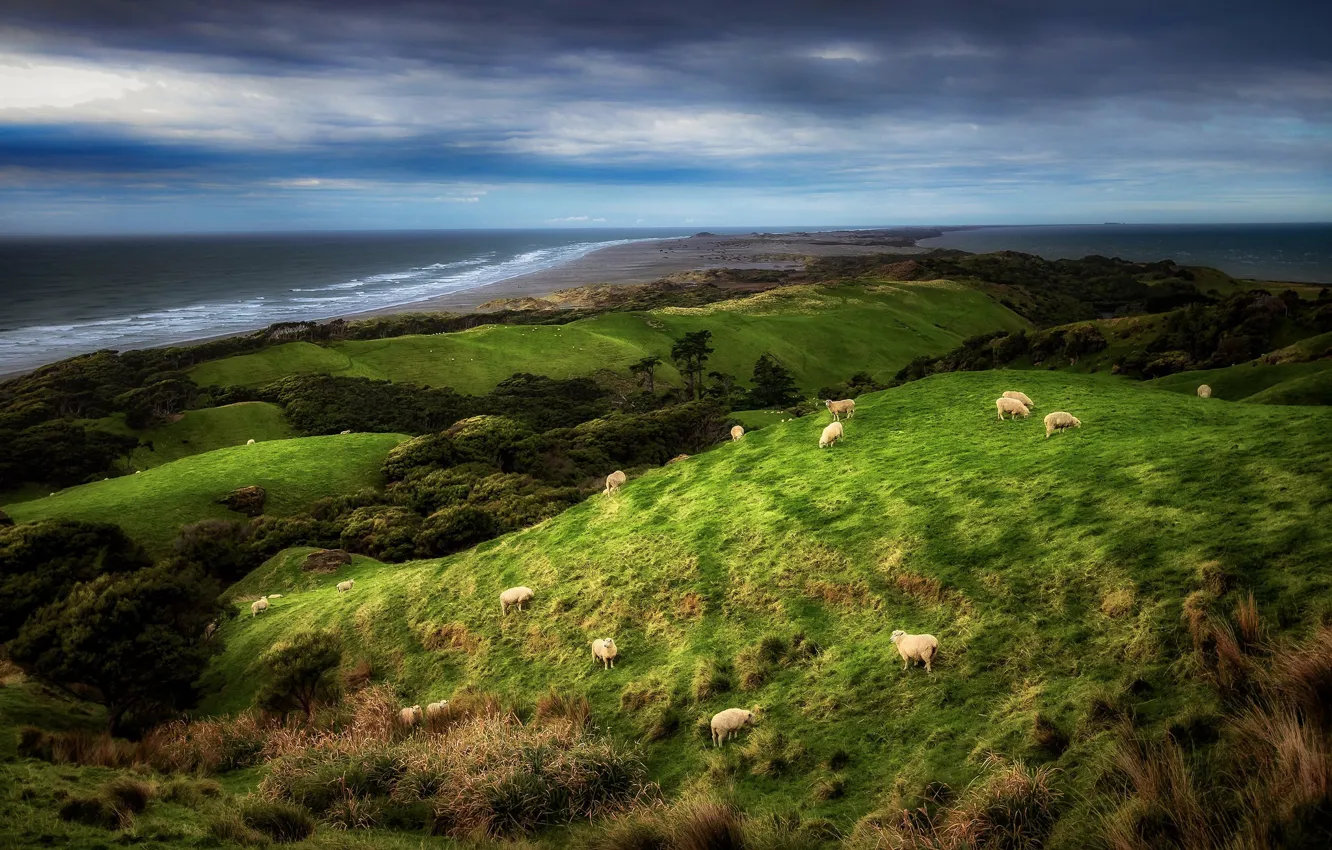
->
[1100, 587, 1136, 619]
[676, 592, 705, 620]
[421, 622, 481, 653]
[804, 579, 880, 611]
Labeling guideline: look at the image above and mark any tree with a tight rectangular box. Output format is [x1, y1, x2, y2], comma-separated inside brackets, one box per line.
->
[705, 371, 742, 406]
[171, 519, 260, 584]
[255, 630, 343, 721]
[10, 564, 223, 735]
[670, 331, 714, 401]
[748, 354, 800, 408]
[629, 356, 663, 394]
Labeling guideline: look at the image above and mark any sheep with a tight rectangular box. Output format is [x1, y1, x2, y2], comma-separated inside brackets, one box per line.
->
[500, 586, 535, 614]
[825, 398, 856, 421]
[710, 708, 758, 747]
[996, 397, 1031, 420]
[1003, 391, 1034, 409]
[731, 425, 745, 441]
[246, 439, 256, 445]
[592, 638, 619, 670]
[603, 470, 627, 497]
[251, 596, 269, 617]
[426, 700, 450, 723]
[890, 630, 940, 672]
[1043, 411, 1082, 438]
[819, 421, 843, 448]
[1197, 384, 1212, 399]
[267, 594, 283, 599]
[337, 579, 354, 593]
[398, 705, 422, 727]
[340, 429, 352, 434]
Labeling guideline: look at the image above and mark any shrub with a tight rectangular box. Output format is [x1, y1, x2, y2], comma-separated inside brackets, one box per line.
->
[241, 798, 318, 843]
[415, 504, 498, 557]
[535, 689, 592, 729]
[255, 630, 344, 721]
[171, 518, 260, 584]
[693, 659, 735, 701]
[669, 798, 745, 850]
[102, 775, 154, 813]
[208, 810, 269, 846]
[58, 794, 123, 830]
[339, 505, 422, 562]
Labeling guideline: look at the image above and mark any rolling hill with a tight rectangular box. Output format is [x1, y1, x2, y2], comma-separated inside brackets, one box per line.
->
[1146, 359, 1332, 404]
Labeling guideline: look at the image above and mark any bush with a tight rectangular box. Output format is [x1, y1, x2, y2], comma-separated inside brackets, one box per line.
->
[208, 810, 269, 846]
[102, 775, 154, 813]
[415, 504, 497, 557]
[171, 518, 260, 584]
[693, 659, 735, 701]
[255, 630, 343, 721]
[241, 798, 318, 843]
[59, 794, 123, 830]
[339, 505, 422, 562]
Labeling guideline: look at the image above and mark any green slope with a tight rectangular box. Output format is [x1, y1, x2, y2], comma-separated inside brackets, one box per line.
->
[2, 433, 406, 554]
[1146, 360, 1332, 404]
[90, 402, 295, 471]
[189, 282, 1028, 394]
[201, 371, 1332, 831]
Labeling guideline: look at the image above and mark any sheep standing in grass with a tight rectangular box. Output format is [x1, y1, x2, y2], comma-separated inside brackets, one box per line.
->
[603, 470, 627, 497]
[996, 397, 1031, 421]
[592, 638, 619, 670]
[251, 596, 269, 617]
[246, 439, 256, 445]
[731, 425, 745, 441]
[398, 705, 422, 728]
[337, 579, 354, 593]
[1197, 385, 1212, 399]
[710, 708, 757, 747]
[1043, 411, 1081, 438]
[1003, 391, 1034, 409]
[500, 586, 535, 614]
[825, 399, 856, 421]
[340, 429, 352, 434]
[426, 701, 449, 723]
[891, 630, 939, 672]
[819, 421, 844, 448]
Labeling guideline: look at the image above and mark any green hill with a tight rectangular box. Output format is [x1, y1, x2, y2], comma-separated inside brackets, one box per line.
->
[90, 402, 295, 471]
[1146, 359, 1332, 404]
[2, 432, 406, 554]
[189, 282, 1027, 394]
[199, 371, 1332, 835]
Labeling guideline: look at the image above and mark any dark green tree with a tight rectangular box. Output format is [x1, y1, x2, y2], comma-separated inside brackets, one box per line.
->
[705, 371, 742, 407]
[748, 354, 800, 408]
[629, 356, 663, 394]
[670, 331, 714, 401]
[10, 564, 223, 734]
[255, 630, 344, 721]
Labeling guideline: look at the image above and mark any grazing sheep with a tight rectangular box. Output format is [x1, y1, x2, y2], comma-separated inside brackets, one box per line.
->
[340, 429, 352, 434]
[592, 638, 619, 670]
[267, 594, 283, 599]
[603, 470, 627, 497]
[1197, 384, 1212, 399]
[819, 421, 844, 448]
[825, 398, 856, 421]
[1003, 391, 1034, 409]
[246, 439, 256, 445]
[996, 397, 1031, 420]
[890, 630, 940, 672]
[398, 705, 422, 727]
[731, 425, 745, 441]
[710, 708, 758, 747]
[337, 579, 354, 593]
[250, 596, 269, 617]
[426, 701, 449, 721]
[500, 586, 535, 614]
[1043, 411, 1082, 438]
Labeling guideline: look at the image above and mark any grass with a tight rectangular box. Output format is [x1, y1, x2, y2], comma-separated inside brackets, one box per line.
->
[89, 402, 295, 471]
[729, 409, 792, 431]
[1, 433, 406, 555]
[1146, 360, 1332, 404]
[189, 282, 1028, 394]
[195, 371, 1332, 834]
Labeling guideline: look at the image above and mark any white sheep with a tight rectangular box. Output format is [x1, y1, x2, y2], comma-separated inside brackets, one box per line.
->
[246, 439, 256, 445]
[592, 638, 619, 670]
[426, 700, 450, 722]
[251, 596, 269, 617]
[603, 470, 627, 497]
[267, 594, 283, 599]
[340, 429, 352, 434]
[398, 705, 422, 727]
[337, 579, 354, 593]
[891, 630, 940, 672]
[1002, 391, 1034, 409]
[1044, 411, 1082, 438]
[710, 708, 758, 747]
[996, 397, 1031, 420]
[825, 398, 856, 421]
[1197, 384, 1212, 399]
[819, 421, 843, 448]
[500, 586, 535, 614]
[731, 425, 745, 441]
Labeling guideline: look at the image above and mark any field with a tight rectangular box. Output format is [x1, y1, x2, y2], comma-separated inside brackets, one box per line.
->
[2, 433, 406, 555]
[193, 371, 1332, 838]
[1146, 359, 1332, 403]
[90, 402, 296, 471]
[189, 282, 1028, 394]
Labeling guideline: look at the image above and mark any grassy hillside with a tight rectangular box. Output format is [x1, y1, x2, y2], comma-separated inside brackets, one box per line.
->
[200, 371, 1332, 838]
[90, 402, 295, 471]
[1146, 360, 1332, 404]
[2, 433, 406, 554]
[190, 282, 1027, 394]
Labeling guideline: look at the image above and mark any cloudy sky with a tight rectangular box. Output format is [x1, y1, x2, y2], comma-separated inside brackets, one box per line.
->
[0, 0, 1328, 232]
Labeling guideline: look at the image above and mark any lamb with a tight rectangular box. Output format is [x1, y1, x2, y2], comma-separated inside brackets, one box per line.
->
[603, 470, 627, 497]
[710, 708, 758, 747]
[251, 596, 269, 617]
[337, 579, 354, 593]
[1197, 384, 1212, 399]
[1002, 391, 1034, 409]
[731, 425, 745, 441]
[996, 397, 1031, 420]
[890, 630, 940, 672]
[825, 398, 856, 421]
[1043, 411, 1082, 438]
[500, 586, 535, 614]
[592, 638, 619, 670]
[819, 421, 843, 448]
[398, 705, 422, 727]
[246, 439, 256, 445]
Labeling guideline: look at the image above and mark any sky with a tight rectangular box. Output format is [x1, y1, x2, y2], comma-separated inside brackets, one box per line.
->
[0, 0, 1329, 233]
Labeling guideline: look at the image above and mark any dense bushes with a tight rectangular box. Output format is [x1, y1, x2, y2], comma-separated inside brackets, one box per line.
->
[0, 420, 139, 488]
